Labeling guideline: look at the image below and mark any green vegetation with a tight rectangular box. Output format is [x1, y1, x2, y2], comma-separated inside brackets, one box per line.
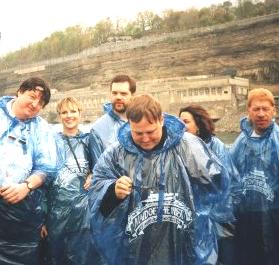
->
[0, 0, 278, 69]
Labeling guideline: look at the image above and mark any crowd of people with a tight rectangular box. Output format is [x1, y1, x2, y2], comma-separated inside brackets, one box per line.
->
[0, 75, 278, 265]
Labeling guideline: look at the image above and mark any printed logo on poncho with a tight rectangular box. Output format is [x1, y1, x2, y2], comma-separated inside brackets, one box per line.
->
[242, 169, 274, 201]
[126, 192, 193, 242]
[56, 159, 90, 187]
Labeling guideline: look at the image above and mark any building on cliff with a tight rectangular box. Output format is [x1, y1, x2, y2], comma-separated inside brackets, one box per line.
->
[42, 75, 249, 124]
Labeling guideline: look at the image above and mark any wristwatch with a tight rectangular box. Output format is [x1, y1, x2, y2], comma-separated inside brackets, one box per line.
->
[23, 180, 34, 191]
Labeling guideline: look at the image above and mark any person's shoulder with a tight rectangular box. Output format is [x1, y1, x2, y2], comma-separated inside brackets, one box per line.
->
[97, 140, 122, 160]
[271, 122, 279, 140]
[179, 132, 206, 152]
[30, 116, 49, 128]
[230, 132, 247, 154]
[273, 122, 279, 132]
[77, 131, 90, 139]
[92, 113, 112, 127]
[211, 136, 226, 147]
[181, 131, 200, 143]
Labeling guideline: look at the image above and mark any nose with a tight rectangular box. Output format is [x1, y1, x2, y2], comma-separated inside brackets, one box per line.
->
[31, 99, 41, 108]
[116, 93, 122, 99]
[141, 134, 150, 143]
[257, 109, 265, 116]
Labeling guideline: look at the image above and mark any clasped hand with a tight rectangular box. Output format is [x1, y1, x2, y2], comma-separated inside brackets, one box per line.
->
[0, 183, 29, 204]
[115, 176, 132, 200]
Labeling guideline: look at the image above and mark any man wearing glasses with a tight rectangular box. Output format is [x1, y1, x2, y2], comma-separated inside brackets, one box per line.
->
[0, 77, 58, 264]
[90, 94, 230, 265]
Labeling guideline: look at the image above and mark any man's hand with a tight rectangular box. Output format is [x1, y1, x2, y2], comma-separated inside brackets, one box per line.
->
[115, 176, 132, 200]
[84, 174, 92, 190]
[0, 183, 30, 204]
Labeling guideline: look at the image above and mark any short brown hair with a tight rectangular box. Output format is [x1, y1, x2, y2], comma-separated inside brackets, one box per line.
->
[56, 97, 83, 114]
[179, 105, 215, 142]
[247, 88, 275, 107]
[110, 75, 136, 94]
[126, 94, 162, 123]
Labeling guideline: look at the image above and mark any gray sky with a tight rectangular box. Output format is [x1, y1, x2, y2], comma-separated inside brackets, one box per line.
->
[0, 0, 229, 56]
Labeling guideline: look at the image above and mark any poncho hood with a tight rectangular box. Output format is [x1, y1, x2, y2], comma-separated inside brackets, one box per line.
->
[103, 102, 124, 122]
[118, 113, 185, 155]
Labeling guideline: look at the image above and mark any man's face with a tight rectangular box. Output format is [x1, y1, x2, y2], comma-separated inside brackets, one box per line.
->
[248, 99, 276, 134]
[111, 82, 132, 114]
[130, 116, 164, 151]
[59, 103, 81, 132]
[15, 89, 44, 119]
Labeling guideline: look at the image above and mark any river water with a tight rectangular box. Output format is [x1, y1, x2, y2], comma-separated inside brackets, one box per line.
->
[216, 132, 240, 145]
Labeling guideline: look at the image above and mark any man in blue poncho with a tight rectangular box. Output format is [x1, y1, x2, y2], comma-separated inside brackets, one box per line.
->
[0, 77, 58, 264]
[231, 88, 279, 265]
[90, 94, 230, 265]
[91, 74, 136, 148]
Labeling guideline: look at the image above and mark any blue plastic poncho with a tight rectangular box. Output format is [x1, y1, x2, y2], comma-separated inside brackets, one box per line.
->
[207, 136, 240, 223]
[89, 114, 230, 265]
[91, 103, 126, 148]
[206, 136, 241, 265]
[0, 96, 58, 265]
[46, 131, 104, 265]
[230, 117, 279, 265]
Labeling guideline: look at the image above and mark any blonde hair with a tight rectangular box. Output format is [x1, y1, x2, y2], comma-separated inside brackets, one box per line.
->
[247, 88, 275, 107]
[56, 97, 83, 114]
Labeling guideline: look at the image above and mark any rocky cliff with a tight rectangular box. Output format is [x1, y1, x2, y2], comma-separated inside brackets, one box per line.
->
[0, 13, 278, 94]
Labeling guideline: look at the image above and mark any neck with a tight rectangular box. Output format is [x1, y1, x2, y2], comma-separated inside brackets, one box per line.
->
[63, 128, 79, 137]
[114, 110, 127, 121]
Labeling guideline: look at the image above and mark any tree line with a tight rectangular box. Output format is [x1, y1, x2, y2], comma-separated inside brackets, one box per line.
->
[0, 0, 278, 70]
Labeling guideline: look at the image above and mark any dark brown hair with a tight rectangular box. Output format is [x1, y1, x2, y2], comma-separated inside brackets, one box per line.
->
[126, 94, 162, 123]
[110, 75, 136, 94]
[17, 77, 50, 107]
[179, 105, 215, 142]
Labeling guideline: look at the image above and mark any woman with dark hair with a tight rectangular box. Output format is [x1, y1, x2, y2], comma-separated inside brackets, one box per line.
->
[179, 105, 215, 142]
[179, 105, 240, 265]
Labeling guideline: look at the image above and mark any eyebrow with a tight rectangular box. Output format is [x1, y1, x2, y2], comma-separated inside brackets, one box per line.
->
[133, 128, 157, 134]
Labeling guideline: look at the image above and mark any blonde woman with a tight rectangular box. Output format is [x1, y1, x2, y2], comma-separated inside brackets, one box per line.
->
[45, 97, 104, 265]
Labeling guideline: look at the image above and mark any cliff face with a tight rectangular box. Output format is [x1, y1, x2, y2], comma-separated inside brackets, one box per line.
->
[0, 13, 278, 94]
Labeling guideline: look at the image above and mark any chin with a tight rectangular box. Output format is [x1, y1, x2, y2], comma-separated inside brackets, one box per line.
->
[115, 108, 125, 114]
[140, 145, 155, 151]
